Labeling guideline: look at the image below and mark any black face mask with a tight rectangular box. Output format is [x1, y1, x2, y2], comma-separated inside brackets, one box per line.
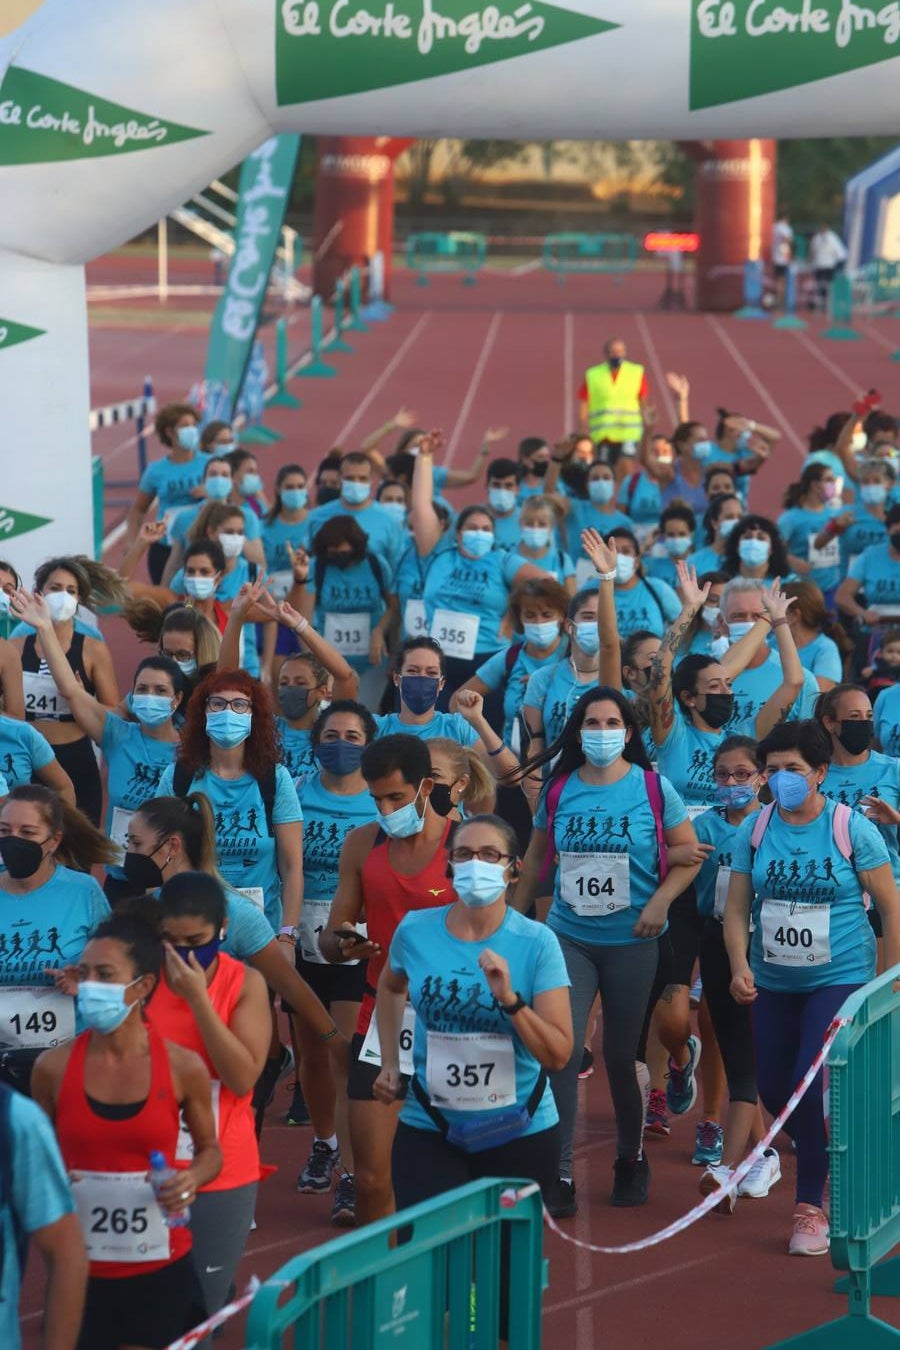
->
[122, 850, 165, 893]
[836, 719, 874, 755]
[529, 460, 549, 479]
[890, 531, 900, 553]
[699, 692, 734, 730]
[325, 550, 358, 570]
[0, 835, 48, 880]
[608, 356, 623, 371]
[316, 486, 340, 506]
[429, 783, 456, 818]
[279, 685, 311, 720]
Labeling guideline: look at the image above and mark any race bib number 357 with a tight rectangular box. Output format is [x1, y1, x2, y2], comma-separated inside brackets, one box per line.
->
[425, 1031, 516, 1112]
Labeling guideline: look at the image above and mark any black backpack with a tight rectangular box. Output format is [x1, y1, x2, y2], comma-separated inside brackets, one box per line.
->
[172, 763, 278, 837]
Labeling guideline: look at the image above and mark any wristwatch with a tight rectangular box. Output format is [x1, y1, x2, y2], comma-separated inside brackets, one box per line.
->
[500, 992, 527, 1016]
[278, 924, 300, 944]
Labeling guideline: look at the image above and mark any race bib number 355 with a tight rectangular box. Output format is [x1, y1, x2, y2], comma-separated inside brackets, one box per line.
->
[430, 608, 479, 662]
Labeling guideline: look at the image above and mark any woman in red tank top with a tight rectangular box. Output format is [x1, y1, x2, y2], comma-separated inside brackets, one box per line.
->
[319, 734, 461, 1227]
[148, 872, 269, 1326]
[31, 911, 221, 1350]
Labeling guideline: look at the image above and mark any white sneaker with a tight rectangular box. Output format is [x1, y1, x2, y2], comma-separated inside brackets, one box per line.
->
[699, 1164, 736, 1214]
[737, 1147, 782, 1198]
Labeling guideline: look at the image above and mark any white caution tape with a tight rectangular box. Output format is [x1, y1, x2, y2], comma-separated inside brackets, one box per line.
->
[502, 1014, 850, 1255]
[164, 1277, 271, 1350]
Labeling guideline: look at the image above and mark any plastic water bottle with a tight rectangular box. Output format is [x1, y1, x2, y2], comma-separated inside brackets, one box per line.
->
[148, 1151, 190, 1228]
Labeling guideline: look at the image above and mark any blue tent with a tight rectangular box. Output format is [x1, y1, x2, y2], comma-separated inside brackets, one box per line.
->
[844, 143, 900, 271]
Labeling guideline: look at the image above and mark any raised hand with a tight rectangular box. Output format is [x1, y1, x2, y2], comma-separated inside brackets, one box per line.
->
[484, 426, 509, 445]
[455, 688, 485, 723]
[140, 520, 168, 546]
[665, 372, 690, 398]
[478, 948, 514, 1005]
[277, 600, 306, 631]
[760, 577, 796, 624]
[676, 560, 710, 612]
[393, 407, 418, 429]
[580, 528, 618, 577]
[285, 542, 310, 584]
[642, 402, 657, 429]
[10, 588, 51, 630]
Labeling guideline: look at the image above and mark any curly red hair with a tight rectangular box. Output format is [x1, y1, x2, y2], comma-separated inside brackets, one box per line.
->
[177, 669, 280, 779]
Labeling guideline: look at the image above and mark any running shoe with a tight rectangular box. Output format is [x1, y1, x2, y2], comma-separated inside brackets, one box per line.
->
[297, 1140, 340, 1194]
[692, 1120, 725, 1167]
[611, 1155, 650, 1207]
[285, 1082, 311, 1127]
[331, 1174, 356, 1227]
[263, 1044, 295, 1109]
[688, 975, 703, 1009]
[788, 1204, 829, 1257]
[578, 1047, 594, 1080]
[666, 1035, 701, 1116]
[545, 1178, 578, 1219]
[738, 1147, 782, 1198]
[644, 1088, 671, 1138]
[699, 1164, 736, 1214]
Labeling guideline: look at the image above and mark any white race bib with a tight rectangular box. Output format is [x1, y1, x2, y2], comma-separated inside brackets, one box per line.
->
[559, 850, 630, 916]
[175, 1081, 221, 1163]
[685, 804, 709, 821]
[574, 558, 598, 589]
[323, 611, 371, 658]
[425, 1031, 516, 1112]
[298, 898, 364, 966]
[71, 1171, 170, 1264]
[23, 669, 70, 720]
[109, 806, 134, 853]
[236, 887, 265, 911]
[268, 569, 294, 602]
[807, 530, 840, 570]
[0, 986, 75, 1051]
[713, 866, 731, 922]
[760, 900, 831, 967]
[430, 608, 480, 661]
[403, 598, 428, 638]
[358, 1004, 415, 1077]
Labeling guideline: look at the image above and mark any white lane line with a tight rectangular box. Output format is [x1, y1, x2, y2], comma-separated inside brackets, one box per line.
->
[563, 311, 574, 431]
[544, 1254, 712, 1316]
[790, 329, 861, 396]
[573, 1147, 595, 1350]
[635, 312, 677, 427]
[331, 311, 432, 447]
[852, 320, 898, 354]
[444, 311, 503, 465]
[705, 316, 805, 457]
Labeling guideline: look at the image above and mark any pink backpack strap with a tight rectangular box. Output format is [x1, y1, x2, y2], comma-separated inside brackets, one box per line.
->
[539, 773, 570, 883]
[831, 802, 854, 864]
[750, 802, 776, 851]
[643, 770, 669, 881]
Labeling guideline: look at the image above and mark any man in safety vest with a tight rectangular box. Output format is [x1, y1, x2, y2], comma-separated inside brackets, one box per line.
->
[579, 338, 648, 452]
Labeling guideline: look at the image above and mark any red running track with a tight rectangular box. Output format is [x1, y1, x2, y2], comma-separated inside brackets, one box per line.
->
[20, 262, 900, 1348]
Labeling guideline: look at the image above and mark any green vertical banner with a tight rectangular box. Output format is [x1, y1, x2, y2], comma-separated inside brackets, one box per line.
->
[202, 134, 301, 419]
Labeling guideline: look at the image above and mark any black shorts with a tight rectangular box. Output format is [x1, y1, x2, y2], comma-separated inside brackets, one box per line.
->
[282, 951, 367, 1014]
[773, 262, 789, 278]
[346, 1030, 410, 1102]
[666, 885, 704, 987]
[77, 1255, 206, 1350]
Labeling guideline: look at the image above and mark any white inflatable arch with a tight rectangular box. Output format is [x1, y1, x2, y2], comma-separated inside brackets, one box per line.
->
[2, 0, 897, 573]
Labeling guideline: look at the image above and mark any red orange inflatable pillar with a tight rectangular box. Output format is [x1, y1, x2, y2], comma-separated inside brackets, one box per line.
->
[681, 139, 777, 311]
[312, 136, 412, 301]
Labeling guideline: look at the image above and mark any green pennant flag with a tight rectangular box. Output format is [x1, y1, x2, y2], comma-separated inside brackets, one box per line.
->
[276, 0, 618, 104]
[691, 1, 900, 110]
[0, 67, 209, 165]
[0, 504, 52, 540]
[0, 318, 45, 351]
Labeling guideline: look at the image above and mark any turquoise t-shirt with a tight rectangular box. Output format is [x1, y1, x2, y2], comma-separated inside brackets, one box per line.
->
[796, 633, 843, 685]
[476, 641, 565, 746]
[148, 883, 275, 962]
[652, 708, 724, 807]
[730, 800, 886, 991]
[158, 763, 301, 929]
[312, 555, 390, 673]
[874, 684, 900, 757]
[2, 1093, 76, 1350]
[727, 653, 820, 734]
[0, 715, 55, 788]
[261, 514, 307, 574]
[423, 547, 520, 657]
[693, 805, 760, 919]
[613, 576, 681, 638]
[522, 660, 597, 748]
[644, 553, 692, 590]
[821, 752, 900, 882]
[0, 865, 110, 986]
[276, 718, 315, 782]
[617, 472, 661, 526]
[537, 763, 687, 946]
[491, 512, 520, 551]
[169, 501, 261, 545]
[776, 504, 842, 592]
[297, 774, 378, 901]
[567, 502, 633, 557]
[841, 508, 886, 566]
[100, 715, 178, 845]
[373, 711, 479, 746]
[690, 544, 726, 577]
[302, 500, 404, 573]
[390, 905, 569, 1136]
[395, 538, 455, 638]
[138, 453, 206, 521]
[506, 546, 575, 588]
[848, 543, 900, 612]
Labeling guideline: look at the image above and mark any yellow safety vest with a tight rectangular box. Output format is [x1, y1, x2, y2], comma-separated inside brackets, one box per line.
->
[585, 361, 644, 443]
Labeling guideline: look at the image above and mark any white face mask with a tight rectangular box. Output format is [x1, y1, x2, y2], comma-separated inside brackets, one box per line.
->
[851, 431, 868, 454]
[701, 604, 720, 629]
[218, 532, 245, 560]
[44, 591, 78, 623]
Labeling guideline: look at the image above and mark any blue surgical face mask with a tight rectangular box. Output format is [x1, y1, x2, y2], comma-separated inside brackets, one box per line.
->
[727, 620, 755, 642]
[460, 529, 493, 559]
[719, 517, 739, 538]
[173, 934, 221, 971]
[664, 535, 693, 557]
[183, 575, 217, 600]
[0, 591, 10, 615]
[488, 487, 516, 515]
[317, 739, 366, 776]
[281, 487, 308, 511]
[376, 785, 426, 838]
[615, 554, 636, 583]
[715, 782, 756, 809]
[205, 709, 252, 749]
[452, 859, 507, 908]
[860, 484, 887, 506]
[523, 620, 560, 648]
[399, 675, 440, 714]
[768, 768, 813, 812]
[573, 621, 599, 655]
[77, 979, 142, 1034]
[581, 728, 627, 766]
[173, 656, 198, 678]
[692, 440, 716, 461]
[204, 475, 232, 501]
[176, 425, 200, 453]
[588, 478, 615, 504]
[381, 500, 407, 525]
[521, 526, 550, 550]
[129, 693, 174, 728]
[738, 537, 770, 566]
[240, 473, 263, 496]
[212, 441, 236, 456]
[341, 479, 370, 505]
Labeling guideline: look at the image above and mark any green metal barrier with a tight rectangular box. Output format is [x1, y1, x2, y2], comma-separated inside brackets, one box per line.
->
[92, 455, 103, 560]
[406, 232, 488, 286]
[244, 1179, 546, 1348]
[822, 273, 860, 341]
[296, 295, 337, 379]
[767, 967, 900, 1348]
[323, 277, 354, 355]
[543, 232, 638, 283]
[267, 317, 302, 410]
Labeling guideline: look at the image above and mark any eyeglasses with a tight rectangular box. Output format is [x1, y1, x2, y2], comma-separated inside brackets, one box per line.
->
[207, 696, 252, 714]
[450, 847, 513, 865]
[713, 769, 755, 784]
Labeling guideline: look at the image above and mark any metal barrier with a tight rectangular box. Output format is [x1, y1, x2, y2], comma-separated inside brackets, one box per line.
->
[89, 377, 156, 501]
[735, 259, 767, 319]
[542, 232, 637, 282]
[91, 456, 104, 560]
[773, 263, 807, 331]
[406, 232, 488, 285]
[244, 1179, 546, 1348]
[768, 967, 900, 1348]
[822, 273, 861, 341]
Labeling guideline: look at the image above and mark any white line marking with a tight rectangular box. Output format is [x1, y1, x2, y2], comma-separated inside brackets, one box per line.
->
[544, 1254, 712, 1316]
[856, 320, 899, 354]
[563, 312, 574, 431]
[444, 311, 503, 465]
[705, 316, 805, 457]
[331, 312, 431, 447]
[101, 520, 127, 554]
[790, 330, 861, 396]
[573, 1149, 595, 1350]
[635, 312, 676, 426]
[510, 258, 542, 278]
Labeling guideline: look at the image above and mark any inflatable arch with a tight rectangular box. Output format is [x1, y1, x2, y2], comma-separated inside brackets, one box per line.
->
[2, 0, 898, 574]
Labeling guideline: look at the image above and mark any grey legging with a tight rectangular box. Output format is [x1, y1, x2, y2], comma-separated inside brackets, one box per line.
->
[551, 933, 660, 1177]
[189, 1181, 258, 1345]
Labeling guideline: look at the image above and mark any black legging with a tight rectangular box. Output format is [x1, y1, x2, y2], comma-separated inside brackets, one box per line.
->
[698, 918, 757, 1105]
[53, 735, 103, 827]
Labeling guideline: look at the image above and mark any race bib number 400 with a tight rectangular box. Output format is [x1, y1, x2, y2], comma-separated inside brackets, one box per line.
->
[559, 851, 630, 916]
[760, 900, 831, 967]
[0, 986, 75, 1051]
[72, 1171, 170, 1264]
[430, 609, 479, 661]
[426, 1031, 516, 1112]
